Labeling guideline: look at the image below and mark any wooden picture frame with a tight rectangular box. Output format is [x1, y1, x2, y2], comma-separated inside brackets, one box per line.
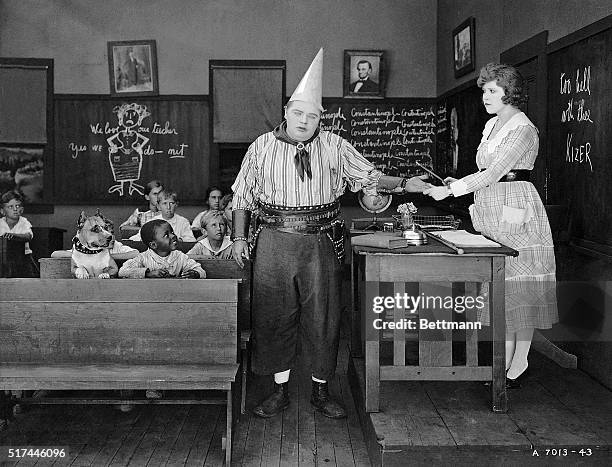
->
[453, 17, 475, 78]
[0, 58, 54, 212]
[108, 40, 159, 96]
[343, 50, 385, 98]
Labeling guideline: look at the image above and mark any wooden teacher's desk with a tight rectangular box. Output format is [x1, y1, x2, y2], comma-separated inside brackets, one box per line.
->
[351, 237, 517, 413]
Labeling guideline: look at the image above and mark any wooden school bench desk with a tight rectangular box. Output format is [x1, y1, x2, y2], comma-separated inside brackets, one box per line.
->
[0, 278, 240, 465]
[351, 236, 517, 413]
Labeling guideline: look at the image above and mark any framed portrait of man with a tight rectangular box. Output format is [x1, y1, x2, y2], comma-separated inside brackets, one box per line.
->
[343, 50, 385, 99]
[108, 40, 159, 96]
[453, 17, 475, 78]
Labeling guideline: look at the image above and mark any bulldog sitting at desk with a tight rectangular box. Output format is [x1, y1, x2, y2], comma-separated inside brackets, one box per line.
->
[71, 210, 118, 279]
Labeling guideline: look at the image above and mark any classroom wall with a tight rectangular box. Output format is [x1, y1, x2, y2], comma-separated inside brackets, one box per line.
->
[0, 0, 437, 98]
[0, 0, 437, 244]
[436, 0, 612, 94]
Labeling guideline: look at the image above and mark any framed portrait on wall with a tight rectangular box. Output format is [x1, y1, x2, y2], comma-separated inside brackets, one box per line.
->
[107, 40, 159, 96]
[343, 50, 385, 98]
[452, 17, 475, 78]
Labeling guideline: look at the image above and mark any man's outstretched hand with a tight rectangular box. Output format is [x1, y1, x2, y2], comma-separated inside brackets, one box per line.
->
[392, 174, 433, 193]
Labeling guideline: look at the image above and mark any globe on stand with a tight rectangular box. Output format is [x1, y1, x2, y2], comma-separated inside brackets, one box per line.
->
[357, 191, 392, 231]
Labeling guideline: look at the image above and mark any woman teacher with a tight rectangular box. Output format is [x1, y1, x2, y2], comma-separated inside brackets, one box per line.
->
[424, 63, 557, 387]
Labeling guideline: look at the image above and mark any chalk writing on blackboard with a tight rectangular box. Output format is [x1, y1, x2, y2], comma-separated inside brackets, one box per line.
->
[66, 102, 191, 197]
[320, 103, 436, 178]
[106, 103, 150, 196]
[559, 66, 594, 172]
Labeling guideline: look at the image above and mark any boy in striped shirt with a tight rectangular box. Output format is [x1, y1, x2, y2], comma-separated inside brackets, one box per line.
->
[119, 219, 205, 279]
[118, 218, 204, 403]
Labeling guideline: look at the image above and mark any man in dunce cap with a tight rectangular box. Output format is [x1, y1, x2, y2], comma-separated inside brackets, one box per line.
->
[231, 49, 430, 419]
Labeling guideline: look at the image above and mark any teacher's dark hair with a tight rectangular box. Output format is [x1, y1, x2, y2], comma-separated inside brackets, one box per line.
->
[477, 63, 527, 107]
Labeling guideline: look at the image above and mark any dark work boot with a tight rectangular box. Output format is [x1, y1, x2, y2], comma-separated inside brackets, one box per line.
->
[310, 381, 347, 419]
[252, 382, 289, 418]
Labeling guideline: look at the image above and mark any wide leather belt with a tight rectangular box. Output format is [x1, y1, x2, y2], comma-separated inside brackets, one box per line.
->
[257, 201, 341, 233]
[253, 201, 346, 262]
[480, 169, 531, 182]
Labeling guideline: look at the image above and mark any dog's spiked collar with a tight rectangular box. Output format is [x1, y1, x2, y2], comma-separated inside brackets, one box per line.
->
[72, 236, 104, 254]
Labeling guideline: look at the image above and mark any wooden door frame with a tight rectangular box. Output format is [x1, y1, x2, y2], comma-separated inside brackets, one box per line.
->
[500, 31, 548, 201]
[209, 60, 286, 185]
[0, 57, 54, 212]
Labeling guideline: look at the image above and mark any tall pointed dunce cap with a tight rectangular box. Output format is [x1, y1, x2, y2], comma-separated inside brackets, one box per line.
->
[289, 48, 324, 112]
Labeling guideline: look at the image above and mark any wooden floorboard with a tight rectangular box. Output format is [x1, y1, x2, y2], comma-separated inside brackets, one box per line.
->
[69, 409, 118, 466]
[324, 377, 353, 466]
[313, 410, 337, 466]
[202, 406, 225, 467]
[91, 407, 146, 467]
[165, 406, 207, 467]
[107, 407, 156, 466]
[124, 405, 175, 466]
[240, 415, 266, 466]
[147, 405, 190, 466]
[5, 340, 611, 466]
[349, 350, 612, 465]
[229, 410, 250, 465]
[279, 376, 299, 466]
[339, 375, 370, 466]
[48, 404, 92, 467]
[296, 369, 317, 467]
[183, 406, 219, 467]
[260, 407, 282, 466]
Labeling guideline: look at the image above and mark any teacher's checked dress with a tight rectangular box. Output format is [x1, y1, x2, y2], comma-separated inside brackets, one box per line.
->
[450, 111, 558, 332]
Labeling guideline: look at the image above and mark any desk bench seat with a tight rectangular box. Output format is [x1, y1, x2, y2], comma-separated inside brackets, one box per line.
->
[38, 256, 254, 415]
[0, 363, 238, 391]
[0, 278, 240, 465]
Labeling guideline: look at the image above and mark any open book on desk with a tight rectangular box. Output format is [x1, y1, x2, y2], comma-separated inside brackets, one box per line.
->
[428, 230, 501, 248]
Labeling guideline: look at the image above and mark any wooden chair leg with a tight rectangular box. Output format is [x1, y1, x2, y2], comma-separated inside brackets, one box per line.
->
[226, 389, 232, 466]
[241, 347, 248, 414]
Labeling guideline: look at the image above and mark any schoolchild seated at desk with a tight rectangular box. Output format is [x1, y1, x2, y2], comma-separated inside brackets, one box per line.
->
[119, 219, 205, 279]
[119, 179, 163, 230]
[0, 191, 37, 277]
[128, 189, 196, 242]
[119, 219, 205, 403]
[191, 186, 223, 231]
[187, 210, 233, 258]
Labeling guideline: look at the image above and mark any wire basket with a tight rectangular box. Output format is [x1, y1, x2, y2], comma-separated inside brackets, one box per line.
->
[398, 214, 461, 231]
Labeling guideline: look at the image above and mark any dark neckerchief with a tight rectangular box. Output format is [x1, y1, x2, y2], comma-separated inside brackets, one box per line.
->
[273, 121, 320, 181]
[72, 236, 104, 254]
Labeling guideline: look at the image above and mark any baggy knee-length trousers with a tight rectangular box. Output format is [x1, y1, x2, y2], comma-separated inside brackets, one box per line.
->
[251, 228, 343, 381]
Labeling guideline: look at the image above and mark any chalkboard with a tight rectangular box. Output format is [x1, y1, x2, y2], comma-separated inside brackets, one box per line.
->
[54, 96, 209, 204]
[547, 20, 612, 247]
[435, 84, 489, 212]
[320, 99, 436, 178]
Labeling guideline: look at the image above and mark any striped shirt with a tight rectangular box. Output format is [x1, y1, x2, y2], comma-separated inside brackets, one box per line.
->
[231, 130, 382, 210]
[118, 249, 206, 279]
